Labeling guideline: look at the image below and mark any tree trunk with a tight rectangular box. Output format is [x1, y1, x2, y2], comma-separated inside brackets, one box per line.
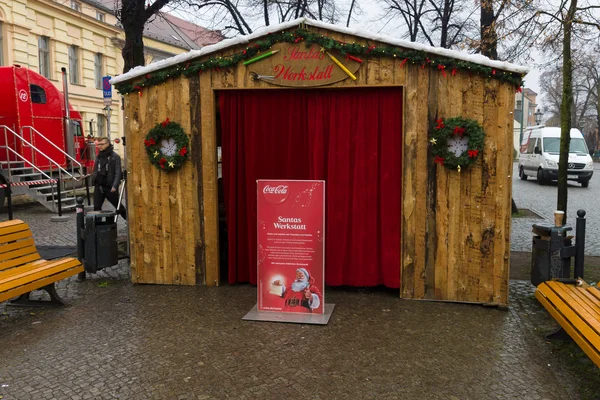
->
[480, 0, 497, 59]
[263, 0, 270, 26]
[121, 0, 147, 73]
[557, 0, 577, 222]
[346, 0, 356, 27]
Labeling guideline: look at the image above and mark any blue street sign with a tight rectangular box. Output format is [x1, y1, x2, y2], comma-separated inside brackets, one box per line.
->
[102, 76, 112, 105]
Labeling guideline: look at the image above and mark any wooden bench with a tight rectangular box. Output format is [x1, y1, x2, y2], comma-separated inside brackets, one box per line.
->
[0, 219, 83, 306]
[535, 279, 600, 368]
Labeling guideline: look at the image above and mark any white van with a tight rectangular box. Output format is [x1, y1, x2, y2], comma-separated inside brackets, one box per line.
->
[518, 126, 594, 187]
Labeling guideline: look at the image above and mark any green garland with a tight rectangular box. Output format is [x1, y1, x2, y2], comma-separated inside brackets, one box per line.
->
[430, 117, 485, 171]
[115, 28, 524, 95]
[145, 119, 189, 172]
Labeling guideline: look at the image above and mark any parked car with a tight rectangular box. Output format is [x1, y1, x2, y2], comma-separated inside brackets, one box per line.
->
[518, 126, 594, 187]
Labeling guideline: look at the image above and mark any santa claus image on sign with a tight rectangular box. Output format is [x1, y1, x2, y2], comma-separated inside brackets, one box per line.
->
[272, 268, 323, 313]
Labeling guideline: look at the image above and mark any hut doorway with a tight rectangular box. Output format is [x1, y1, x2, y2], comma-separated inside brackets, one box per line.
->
[217, 87, 403, 288]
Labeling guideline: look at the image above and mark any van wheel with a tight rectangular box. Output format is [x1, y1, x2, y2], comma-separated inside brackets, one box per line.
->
[581, 180, 590, 188]
[519, 167, 528, 181]
[537, 169, 546, 185]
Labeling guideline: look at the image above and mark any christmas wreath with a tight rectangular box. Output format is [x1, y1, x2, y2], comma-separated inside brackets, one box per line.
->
[144, 118, 189, 171]
[429, 116, 485, 171]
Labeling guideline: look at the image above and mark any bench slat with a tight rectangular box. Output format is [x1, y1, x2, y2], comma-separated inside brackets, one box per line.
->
[0, 267, 83, 304]
[564, 284, 600, 314]
[536, 290, 600, 368]
[0, 252, 41, 272]
[0, 230, 33, 246]
[0, 259, 55, 281]
[0, 258, 82, 293]
[0, 239, 37, 256]
[587, 287, 600, 302]
[546, 281, 600, 337]
[0, 221, 31, 237]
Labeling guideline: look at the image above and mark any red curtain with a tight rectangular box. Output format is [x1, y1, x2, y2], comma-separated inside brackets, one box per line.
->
[220, 88, 402, 288]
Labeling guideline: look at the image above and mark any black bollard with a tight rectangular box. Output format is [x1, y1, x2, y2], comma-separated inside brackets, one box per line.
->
[76, 197, 86, 282]
[574, 209, 586, 280]
[56, 177, 62, 217]
[84, 166, 91, 206]
[5, 185, 12, 220]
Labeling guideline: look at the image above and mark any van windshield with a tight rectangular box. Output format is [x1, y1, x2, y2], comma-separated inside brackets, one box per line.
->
[542, 137, 588, 155]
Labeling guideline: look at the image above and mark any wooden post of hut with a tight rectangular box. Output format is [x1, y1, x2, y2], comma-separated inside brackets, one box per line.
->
[112, 18, 527, 306]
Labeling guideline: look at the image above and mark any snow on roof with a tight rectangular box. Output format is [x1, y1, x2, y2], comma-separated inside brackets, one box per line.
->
[111, 17, 528, 85]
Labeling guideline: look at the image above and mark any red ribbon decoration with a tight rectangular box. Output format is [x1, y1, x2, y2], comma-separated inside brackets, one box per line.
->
[452, 68, 457, 76]
[159, 158, 166, 169]
[401, 58, 408, 67]
[435, 118, 445, 130]
[492, 69, 496, 75]
[366, 45, 376, 55]
[453, 127, 465, 136]
[438, 64, 446, 77]
[161, 118, 170, 128]
[133, 85, 143, 97]
[144, 138, 156, 147]
[346, 55, 363, 63]
[434, 156, 445, 165]
[468, 150, 479, 158]
[294, 36, 303, 43]
[179, 146, 188, 157]
[145, 74, 151, 79]
[517, 87, 523, 93]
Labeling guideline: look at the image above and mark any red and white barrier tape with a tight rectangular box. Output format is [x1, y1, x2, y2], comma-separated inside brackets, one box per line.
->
[0, 179, 58, 188]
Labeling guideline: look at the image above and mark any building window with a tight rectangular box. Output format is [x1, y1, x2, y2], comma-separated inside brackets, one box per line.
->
[38, 36, 51, 78]
[516, 100, 522, 110]
[69, 45, 79, 84]
[70, 1, 81, 12]
[94, 53, 103, 89]
[0, 22, 4, 66]
[97, 114, 106, 137]
[96, 12, 105, 22]
[30, 85, 47, 104]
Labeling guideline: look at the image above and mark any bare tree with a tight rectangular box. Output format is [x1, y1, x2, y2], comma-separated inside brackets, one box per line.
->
[117, 0, 172, 73]
[535, 0, 600, 218]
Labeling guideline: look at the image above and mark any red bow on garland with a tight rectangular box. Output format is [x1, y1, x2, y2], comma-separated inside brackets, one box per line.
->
[161, 118, 170, 127]
[435, 118, 445, 130]
[468, 149, 479, 158]
[159, 158, 167, 169]
[453, 127, 465, 136]
[434, 156, 445, 165]
[179, 146, 188, 157]
[143, 138, 156, 147]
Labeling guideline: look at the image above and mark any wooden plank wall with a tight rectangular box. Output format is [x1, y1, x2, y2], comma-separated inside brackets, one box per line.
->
[123, 26, 515, 304]
[125, 76, 200, 285]
[401, 62, 514, 306]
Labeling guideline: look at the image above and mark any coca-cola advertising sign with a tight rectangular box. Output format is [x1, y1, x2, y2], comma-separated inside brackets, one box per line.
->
[257, 180, 325, 314]
[248, 43, 362, 87]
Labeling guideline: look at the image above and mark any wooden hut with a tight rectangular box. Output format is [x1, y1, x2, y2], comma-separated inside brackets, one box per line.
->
[112, 18, 527, 306]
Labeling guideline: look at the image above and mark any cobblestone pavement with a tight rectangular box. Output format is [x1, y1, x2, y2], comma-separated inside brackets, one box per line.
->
[0, 278, 583, 400]
[0, 188, 594, 399]
[511, 162, 600, 256]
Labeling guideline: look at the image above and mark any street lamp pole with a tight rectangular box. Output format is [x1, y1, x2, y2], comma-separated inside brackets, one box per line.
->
[103, 106, 112, 140]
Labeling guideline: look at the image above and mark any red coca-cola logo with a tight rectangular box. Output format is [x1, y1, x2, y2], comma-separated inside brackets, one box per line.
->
[262, 184, 289, 204]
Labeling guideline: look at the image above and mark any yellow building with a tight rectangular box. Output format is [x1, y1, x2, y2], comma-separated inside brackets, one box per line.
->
[0, 0, 221, 154]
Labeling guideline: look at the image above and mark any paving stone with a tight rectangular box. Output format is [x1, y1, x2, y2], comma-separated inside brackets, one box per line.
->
[1, 176, 597, 399]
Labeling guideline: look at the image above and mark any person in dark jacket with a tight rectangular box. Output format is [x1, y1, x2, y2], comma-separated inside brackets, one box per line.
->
[92, 137, 127, 219]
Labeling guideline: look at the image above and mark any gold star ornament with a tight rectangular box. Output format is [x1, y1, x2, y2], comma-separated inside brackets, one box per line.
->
[168, 161, 175, 168]
[457, 165, 461, 173]
[153, 151, 159, 158]
[429, 138, 437, 145]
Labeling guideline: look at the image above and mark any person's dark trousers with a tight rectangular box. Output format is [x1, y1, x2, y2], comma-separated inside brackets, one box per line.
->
[93, 185, 127, 220]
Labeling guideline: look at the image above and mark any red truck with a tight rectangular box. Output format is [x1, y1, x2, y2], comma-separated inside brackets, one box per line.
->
[0, 65, 93, 171]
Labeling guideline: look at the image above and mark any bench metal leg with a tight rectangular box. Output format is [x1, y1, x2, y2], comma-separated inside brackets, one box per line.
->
[8, 284, 65, 307]
[546, 327, 572, 342]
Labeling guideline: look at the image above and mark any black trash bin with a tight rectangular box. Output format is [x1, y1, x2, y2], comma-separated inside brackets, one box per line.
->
[531, 224, 573, 286]
[84, 211, 118, 273]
